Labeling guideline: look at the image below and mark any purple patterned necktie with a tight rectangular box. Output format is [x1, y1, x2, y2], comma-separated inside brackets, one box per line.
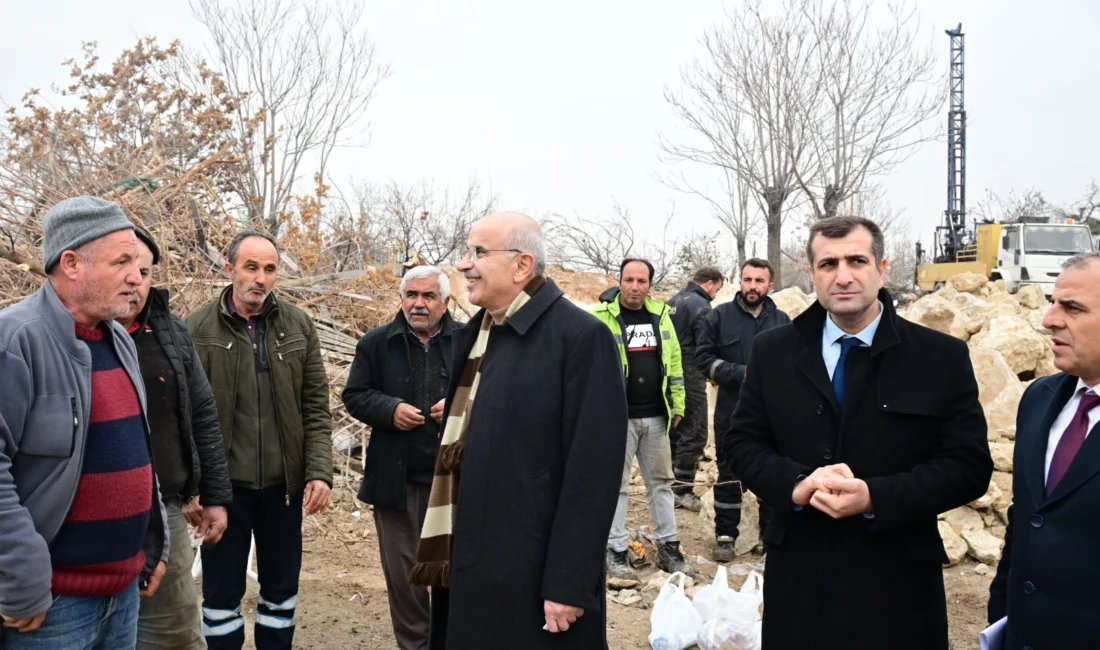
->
[1047, 390, 1100, 495]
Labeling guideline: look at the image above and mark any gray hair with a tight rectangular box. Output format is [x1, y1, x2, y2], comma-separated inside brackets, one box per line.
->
[227, 230, 280, 265]
[400, 265, 450, 301]
[1062, 251, 1100, 270]
[506, 227, 547, 277]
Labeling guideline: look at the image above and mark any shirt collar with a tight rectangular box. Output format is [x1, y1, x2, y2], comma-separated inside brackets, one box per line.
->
[1075, 378, 1098, 396]
[824, 300, 884, 348]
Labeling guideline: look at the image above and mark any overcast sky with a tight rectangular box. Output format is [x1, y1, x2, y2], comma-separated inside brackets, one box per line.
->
[3, 0, 1099, 261]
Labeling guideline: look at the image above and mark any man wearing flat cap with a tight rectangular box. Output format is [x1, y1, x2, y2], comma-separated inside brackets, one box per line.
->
[116, 226, 233, 650]
[0, 196, 170, 649]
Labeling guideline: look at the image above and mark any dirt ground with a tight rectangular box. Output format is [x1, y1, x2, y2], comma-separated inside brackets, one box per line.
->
[205, 472, 994, 650]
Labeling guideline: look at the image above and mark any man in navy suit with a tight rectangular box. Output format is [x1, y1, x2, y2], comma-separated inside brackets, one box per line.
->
[989, 252, 1100, 648]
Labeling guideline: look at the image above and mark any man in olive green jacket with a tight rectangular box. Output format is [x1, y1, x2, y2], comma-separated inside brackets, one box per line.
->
[185, 231, 333, 650]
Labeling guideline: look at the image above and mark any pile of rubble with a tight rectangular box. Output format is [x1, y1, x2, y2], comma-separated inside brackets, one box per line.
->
[693, 273, 1052, 570]
[903, 273, 1055, 569]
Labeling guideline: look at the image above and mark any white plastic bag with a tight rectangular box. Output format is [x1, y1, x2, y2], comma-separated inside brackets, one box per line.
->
[693, 565, 737, 621]
[694, 568, 764, 650]
[648, 572, 703, 650]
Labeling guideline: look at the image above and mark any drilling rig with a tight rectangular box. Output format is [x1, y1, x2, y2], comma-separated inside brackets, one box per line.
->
[914, 24, 1094, 297]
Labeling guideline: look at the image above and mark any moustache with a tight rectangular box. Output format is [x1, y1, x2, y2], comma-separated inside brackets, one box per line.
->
[410, 308, 431, 316]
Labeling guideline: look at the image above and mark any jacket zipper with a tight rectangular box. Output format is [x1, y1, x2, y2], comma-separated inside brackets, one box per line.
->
[255, 340, 264, 491]
[271, 334, 291, 506]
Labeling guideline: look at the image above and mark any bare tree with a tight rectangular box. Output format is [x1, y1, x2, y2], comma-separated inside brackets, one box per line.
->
[542, 201, 638, 276]
[791, 0, 944, 219]
[191, 0, 390, 233]
[675, 230, 732, 280]
[661, 2, 816, 286]
[371, 178, 497, 270]
[662, 166, 757, 271]
[972, 187, 1059, 223]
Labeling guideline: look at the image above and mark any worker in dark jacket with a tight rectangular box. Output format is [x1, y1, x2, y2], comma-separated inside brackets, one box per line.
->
[186, 231, 333, 650]
[989, 253, 1100, 649]
[410, 212, 627, 650]
[666, 268, 724, 513]
[118, 226, 232, 650]
[342, 265, 455, 650]
[726, 216, 992, 649]
[696, 259, 790, 561]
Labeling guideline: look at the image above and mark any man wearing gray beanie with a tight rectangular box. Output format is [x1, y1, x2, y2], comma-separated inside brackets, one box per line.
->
[0, 196, 170, 649]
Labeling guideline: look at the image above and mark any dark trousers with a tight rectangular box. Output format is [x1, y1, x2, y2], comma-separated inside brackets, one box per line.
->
[670, 356, 709, 496]
[715, 417, 773, 539]
[201, 485, 303, 650]
[374, 482, 432, 650]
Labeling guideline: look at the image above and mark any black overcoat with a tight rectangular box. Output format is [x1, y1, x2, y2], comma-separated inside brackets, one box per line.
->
[342, 311, 456, 509]
[429, 278, 628, 650]
[726, 289, 993, 649]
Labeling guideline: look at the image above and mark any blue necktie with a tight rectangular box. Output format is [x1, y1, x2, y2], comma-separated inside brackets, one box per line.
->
[832, 336, 862, 409]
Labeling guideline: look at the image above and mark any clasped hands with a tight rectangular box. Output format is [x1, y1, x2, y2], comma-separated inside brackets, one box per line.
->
[791, 463, 873, 519]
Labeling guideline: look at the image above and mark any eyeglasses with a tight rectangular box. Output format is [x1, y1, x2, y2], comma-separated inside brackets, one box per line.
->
[463, 245, 522, 261]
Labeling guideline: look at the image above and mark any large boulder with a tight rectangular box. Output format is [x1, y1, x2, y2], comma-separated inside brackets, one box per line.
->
[962, 299, 1024, 336]
[971, 315, 1050, 376]
[902, 294, 967, 339]
[950, 272, 989, 294]
[962, 529, 1005, 565]
[771, 287, 814, 319]
[1027, 308, 1052, 334]
[969, 348, 1025, 439]
[1015, 284, 1049, 311]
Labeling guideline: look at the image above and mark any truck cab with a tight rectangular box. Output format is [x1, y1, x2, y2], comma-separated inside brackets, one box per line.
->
[993, 222, 1095, 296]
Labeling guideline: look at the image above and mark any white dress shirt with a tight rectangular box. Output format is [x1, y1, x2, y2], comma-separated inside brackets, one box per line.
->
[1045, 379, 1100, 481]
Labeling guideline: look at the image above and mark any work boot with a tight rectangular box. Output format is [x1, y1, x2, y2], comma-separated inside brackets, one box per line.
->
[656, 540, 696, 576]
[675, 493, 702, 512]
[713, 535, 736, 563]
[606, 547, 636, 581]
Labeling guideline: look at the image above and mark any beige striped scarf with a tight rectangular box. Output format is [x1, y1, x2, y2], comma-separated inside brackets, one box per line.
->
[409, 275, 547, 588]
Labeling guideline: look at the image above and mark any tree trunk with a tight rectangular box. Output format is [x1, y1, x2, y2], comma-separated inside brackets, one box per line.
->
[735, 237, 747, 275]
[823, 184, 842, 219]
[766, 200, 783, 287]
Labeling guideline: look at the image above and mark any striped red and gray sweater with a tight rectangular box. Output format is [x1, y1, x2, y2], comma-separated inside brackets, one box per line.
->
[49, 322, 153, 596]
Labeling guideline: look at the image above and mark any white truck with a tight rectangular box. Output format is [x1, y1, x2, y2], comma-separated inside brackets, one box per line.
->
[992, 220, 1096, 296]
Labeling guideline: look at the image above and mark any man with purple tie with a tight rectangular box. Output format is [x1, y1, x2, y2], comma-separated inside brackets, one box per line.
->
[990, 252, 1100, 648]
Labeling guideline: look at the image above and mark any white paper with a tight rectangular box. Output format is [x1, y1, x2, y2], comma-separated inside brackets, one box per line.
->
[979, 616, 1007, 650]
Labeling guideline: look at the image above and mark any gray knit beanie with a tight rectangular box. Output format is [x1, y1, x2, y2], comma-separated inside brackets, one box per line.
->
[42, 196, 135, 271]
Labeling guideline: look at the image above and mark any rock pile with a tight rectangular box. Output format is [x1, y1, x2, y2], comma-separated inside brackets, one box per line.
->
[905, 273, 1054, 566]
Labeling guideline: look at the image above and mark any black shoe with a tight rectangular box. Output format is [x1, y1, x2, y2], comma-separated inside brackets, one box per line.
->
[656, 540, 696, 576]
[675, 493, 702, 512]
[606, 547, 637, 581]
[713, 535, 736, 563]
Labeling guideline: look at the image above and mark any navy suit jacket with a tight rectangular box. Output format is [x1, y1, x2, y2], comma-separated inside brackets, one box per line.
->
[989, 372, 1100, 649]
